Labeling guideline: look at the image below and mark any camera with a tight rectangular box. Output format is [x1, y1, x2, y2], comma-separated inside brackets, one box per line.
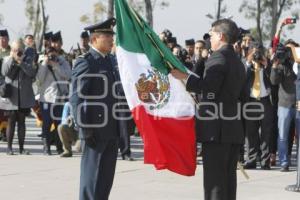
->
[284, 17, 297, 25]
[48, 54, 58, 62]
[162, 29, 172, 39]
[253, 50, 264, 62]
[17, 51, 23, 57]
[274, 43, 292, 64]
[249, 42, 265, 62]
[237, 27, 251, 42]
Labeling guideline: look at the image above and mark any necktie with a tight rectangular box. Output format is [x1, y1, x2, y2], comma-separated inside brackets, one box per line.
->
[253, 68, 261, 99]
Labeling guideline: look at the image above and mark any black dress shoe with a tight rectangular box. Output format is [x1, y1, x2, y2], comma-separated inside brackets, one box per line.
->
[280, 166, 289, 172]
[261, 165, 271, 170]
[44, 150, 52, 156]
[243, 162, 257, 169]
[122, 154, 134, 161]
[19, 149, 30, 155]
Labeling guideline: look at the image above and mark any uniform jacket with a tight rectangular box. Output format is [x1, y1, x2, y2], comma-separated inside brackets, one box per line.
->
[186, 44, 246, 144]
[70, 48, 119, 140]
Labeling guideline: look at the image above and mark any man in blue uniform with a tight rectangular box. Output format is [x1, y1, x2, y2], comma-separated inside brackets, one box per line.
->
[70, 18, 119, 200]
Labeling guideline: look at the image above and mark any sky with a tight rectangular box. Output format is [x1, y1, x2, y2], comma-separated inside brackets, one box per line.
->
[0, 0, 299, 50]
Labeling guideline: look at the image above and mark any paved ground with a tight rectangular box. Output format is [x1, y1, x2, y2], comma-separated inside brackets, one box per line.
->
[0, 117, 299, 200]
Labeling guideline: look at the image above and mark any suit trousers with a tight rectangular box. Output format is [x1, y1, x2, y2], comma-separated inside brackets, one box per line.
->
[245, 97, 273, 166]
[119, 117, 135, 156]
[202, 143, 240, 200]
[79, 138, 118, 200]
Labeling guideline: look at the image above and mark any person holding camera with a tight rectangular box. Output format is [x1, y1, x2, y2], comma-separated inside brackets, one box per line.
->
[36, 47, 71, 155]
[243, 46, 274, 170]
[270, 40, 299, 172]
[0, 40, 36, 155]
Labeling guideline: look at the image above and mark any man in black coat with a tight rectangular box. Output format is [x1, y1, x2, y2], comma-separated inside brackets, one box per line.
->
[243, 49, 273, 170]
[70, 18, 119, 200]
[171, 19, 246, 200]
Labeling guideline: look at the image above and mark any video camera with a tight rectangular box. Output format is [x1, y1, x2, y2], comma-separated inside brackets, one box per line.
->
[45, 47, 58, 62]
[162, 29, 172, 40]
[284, 17, 297, 25]
[273, 43, 293, 64]
[237, 27, 251, 42]
[249, 42, 265, 63]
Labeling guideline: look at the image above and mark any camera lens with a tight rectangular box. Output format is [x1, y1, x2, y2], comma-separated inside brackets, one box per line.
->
[17, 51, 23, 57]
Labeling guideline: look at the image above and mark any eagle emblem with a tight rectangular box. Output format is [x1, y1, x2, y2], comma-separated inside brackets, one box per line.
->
[135, 69, 170, 110]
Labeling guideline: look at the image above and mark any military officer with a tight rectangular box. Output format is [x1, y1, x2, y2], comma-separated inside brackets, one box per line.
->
[43, 31, 53, 51]
[70, 17, 119, 200]
[51, 31, 72, 66]
[70, 31, 90, 65]
[79, 31, 90, 54]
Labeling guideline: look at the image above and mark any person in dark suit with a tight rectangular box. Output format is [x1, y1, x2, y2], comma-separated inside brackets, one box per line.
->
[243, 47, 273, 170]
[171, 19, 246, 200]
[70, 18, 119, 200]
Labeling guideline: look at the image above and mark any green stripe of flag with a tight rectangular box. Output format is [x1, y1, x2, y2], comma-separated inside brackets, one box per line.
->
[115, 0, 187, 74]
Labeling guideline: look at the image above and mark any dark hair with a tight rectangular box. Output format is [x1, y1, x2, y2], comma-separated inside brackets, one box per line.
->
[211, 19, 239, 44]
[25, 34, 34, 39]
[195, 40, 206, 46]
[284, 39, 299, 47]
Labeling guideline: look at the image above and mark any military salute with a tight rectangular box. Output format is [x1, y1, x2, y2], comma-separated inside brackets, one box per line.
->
[70, 18, 119, 200]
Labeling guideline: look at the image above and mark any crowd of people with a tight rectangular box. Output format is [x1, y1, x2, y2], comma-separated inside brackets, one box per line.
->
[162, 19, 299, 173]
[0, 18, 299, 168]
[0, 28, 135, 160]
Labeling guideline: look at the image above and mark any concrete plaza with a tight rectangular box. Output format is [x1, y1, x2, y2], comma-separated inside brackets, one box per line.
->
[0, 118, 299, 200]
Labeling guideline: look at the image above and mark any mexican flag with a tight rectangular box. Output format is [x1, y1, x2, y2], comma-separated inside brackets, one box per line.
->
[115, 0, 196, 176]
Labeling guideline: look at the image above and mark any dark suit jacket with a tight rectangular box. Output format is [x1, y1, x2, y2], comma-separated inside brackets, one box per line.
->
[70, 48, 119, 140]
[186, 44, 246, 144]
[245, 63, 272, 102]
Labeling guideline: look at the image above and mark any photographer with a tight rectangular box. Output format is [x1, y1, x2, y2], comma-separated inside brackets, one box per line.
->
[243, 46, 274, 170]
[270, 41, 298, 172]
[36, 47, 71, 155]
[0, 40, 36, 155]
[159, 29, 172, 45]
[172, 45, 193, 70]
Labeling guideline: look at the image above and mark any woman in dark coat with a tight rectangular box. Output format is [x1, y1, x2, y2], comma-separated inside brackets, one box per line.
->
[0, 40, 36, 155]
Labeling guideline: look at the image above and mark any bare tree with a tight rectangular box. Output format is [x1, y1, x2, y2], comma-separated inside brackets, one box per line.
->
[206, 0, 227, 21]
[0, 0, 4, 25]
[38, 0, 49, 51]
[80, 2, 106, 24]
[81, 0, 169, 27]
[256, 0, 263, 46]
[144, 0, 153, 27]
[239, 0, 299, 44]
[108, 0, 114, 18]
